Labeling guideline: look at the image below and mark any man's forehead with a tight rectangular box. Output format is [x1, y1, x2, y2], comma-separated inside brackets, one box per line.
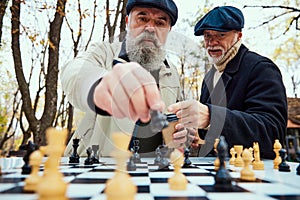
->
[131, 6, 170, 18]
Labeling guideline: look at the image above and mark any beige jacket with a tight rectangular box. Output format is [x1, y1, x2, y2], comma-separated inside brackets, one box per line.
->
[61, 41, 181, 157]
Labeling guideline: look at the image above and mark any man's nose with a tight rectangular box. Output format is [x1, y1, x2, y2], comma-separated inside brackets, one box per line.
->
[144, 21, 155, 32]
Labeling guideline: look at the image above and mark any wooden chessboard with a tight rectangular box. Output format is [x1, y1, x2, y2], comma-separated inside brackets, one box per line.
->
[0, 157, 299, 200]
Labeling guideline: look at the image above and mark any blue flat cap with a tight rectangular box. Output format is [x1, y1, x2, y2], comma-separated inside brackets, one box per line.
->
[126, 0, 178, 26]
[194, 6, 244, 36]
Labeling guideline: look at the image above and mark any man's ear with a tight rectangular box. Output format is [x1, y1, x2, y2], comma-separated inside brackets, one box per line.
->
[125, 15, 129, 25]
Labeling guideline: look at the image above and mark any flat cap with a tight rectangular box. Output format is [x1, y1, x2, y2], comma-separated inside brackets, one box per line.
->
[126, 0, 178, 26]
[194, 6, 244, 36]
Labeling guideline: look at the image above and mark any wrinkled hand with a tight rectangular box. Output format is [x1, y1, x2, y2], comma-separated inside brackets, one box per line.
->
[167, 99, 210, 129]
[94, 62, 165, 122]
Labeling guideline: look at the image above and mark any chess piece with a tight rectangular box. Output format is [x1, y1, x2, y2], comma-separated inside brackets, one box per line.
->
[273, 139, 282, 169]
[36, 128, 68, 200]
[84, 147, 93, 165]
[214, 136, 232, 190]
[131, 140, 141, 163]
[229, 147, 236, 165]
[154, 146, 162, 165]
[182, 147, 192, 168]
[157, 145, 170, 170]
[69, 138, 80, 164]
[240, 148, 256, 181]
[278, 148, 291, 172]
[22, 141, 38, 174]
[23, 149, 43, 192]
[214, 138, 220, 170]
[252, 142, 264, 170]
[168, 149, 188, 190]
[162, 114, 178, 148]
[91, 145, 100, 164]
[248, 147, 254, 164]
[105, 132, 137, 200]
[150, 110, 169, 133]
[127, 156, 136, 171]
[234, 145, 243, 167]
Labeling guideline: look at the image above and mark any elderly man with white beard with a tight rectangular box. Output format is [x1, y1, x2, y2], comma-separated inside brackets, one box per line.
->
[61, 0, 199, 157]
[168, 6, 287, 159]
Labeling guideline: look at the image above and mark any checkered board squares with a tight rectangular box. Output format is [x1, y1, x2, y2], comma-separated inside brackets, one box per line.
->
[0, 157, 300, 200]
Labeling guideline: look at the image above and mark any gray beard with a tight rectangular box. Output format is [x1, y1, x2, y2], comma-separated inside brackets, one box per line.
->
[126, 31, 166, 71]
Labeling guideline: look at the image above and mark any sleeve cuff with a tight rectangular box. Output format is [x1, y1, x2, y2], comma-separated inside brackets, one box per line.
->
[87, 78, 110, 116]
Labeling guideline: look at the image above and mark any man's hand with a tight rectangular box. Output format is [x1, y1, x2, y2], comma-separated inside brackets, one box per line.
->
[167, 99, 210, 129]
[94, 62, 164, 122]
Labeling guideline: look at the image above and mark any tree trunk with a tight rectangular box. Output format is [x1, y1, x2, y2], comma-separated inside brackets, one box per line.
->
[39, 0, 67, 145]
[0, 0, 9, 45]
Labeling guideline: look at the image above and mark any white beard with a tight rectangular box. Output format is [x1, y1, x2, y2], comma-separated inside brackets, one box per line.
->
[126, 31, 166, 71]
[206, 46, 225, 64]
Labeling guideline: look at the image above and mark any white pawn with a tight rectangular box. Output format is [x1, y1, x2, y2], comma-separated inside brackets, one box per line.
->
[273, 139, 282, 169]
[229, 147, 236, 165]
[168, 149, 187, 190]
[240, 148, 256, 181]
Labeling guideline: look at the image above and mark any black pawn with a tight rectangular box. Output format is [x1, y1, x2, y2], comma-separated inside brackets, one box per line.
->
[214, 136, 232, 191]
[157, 145, 170, 170]
[182, 147, 192, 168]
[278, 148, 291, 172]
[22, 141, 38, 175]
[69, 138, 80, 164]
[91, 145, 100, 164]
[127, 156, 136, 171]
[84, 147, 93, 165]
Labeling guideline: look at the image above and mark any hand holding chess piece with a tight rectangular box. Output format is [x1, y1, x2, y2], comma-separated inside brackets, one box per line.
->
[105, 132, 137, 200]
[168, 149, 187, 190]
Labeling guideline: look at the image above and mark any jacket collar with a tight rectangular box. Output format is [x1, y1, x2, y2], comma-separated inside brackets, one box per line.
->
[202, 44, 249, 105]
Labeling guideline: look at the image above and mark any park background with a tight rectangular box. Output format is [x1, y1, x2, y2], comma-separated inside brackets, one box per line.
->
[0, 0, 299, 155]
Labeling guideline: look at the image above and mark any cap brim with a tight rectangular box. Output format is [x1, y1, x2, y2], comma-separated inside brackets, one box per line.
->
[194, 27, 232, 36]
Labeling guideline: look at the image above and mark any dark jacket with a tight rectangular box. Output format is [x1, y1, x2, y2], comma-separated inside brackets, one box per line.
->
[199, 44, 287, 159]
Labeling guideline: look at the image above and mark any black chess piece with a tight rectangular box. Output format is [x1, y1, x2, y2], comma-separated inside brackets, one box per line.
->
[127, 156, 137, 171]
[182, 147, 192, 168]
[69, 138, 80, 164]
[278, 148, 291, 172]
[22, 141, 38, 175]
[154, 146, 162, 165]
[150, 110, 169, 133]
[296, 150, 300, 175]
[84, 147, 93, 165]
[157, 145, 170, 170]
[131, 140, 141, 163]
[214, 136, 232, 191]
[91, 145, 100, 164]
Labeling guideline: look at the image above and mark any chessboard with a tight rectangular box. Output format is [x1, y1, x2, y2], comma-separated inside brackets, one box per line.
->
[0, 156, 299, 200]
